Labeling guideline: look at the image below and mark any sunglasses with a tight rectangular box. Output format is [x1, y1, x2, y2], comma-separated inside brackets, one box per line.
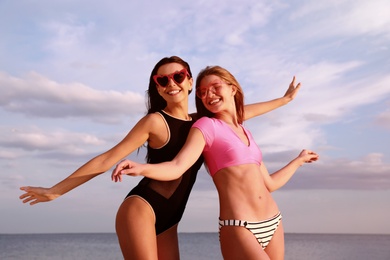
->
[153, 68, 190, 87]
[196, 80, 226, 99]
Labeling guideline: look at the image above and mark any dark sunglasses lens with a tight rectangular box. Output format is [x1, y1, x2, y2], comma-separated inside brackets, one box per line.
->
[173, 71, 186, 84]
[157, 76, 169, 87]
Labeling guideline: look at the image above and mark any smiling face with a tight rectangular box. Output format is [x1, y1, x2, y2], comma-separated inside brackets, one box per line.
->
[197, 75, 236, 113]
[195, 66, 245, 123]
[155, 63, 193, 103]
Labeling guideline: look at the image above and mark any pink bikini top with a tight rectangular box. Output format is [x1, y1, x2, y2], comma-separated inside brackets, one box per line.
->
[192, 117, 262, 177]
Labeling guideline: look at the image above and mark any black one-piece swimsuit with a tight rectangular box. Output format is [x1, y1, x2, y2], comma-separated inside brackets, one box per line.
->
[125, 110, 203, 235]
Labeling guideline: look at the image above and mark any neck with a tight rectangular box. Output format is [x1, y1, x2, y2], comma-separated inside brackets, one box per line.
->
[164, 102, 190, 120]
[214, 110, 239, 127]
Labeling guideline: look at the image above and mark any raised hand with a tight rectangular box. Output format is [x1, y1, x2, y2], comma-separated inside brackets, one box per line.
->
[283, 76, 301, 102]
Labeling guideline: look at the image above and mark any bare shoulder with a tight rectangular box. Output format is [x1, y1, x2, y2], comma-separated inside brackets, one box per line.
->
[142, 112, 165, 127]
[128, 112, 165, 135]
[142, 112, 168, 147]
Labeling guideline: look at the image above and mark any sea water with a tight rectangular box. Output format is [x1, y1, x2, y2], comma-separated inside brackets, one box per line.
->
[1, 233, 389, 259]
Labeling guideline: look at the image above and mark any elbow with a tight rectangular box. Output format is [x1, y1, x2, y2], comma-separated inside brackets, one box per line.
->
[267, 186, 276, 193]
[265, 182, 278, 192]
[171, 167, 185, 180]
[171, 161, 190, 179]
[98, 159, 113, 173]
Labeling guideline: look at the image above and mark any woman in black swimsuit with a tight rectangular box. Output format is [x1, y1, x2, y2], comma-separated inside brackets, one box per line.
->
[19, 56, 301, 259]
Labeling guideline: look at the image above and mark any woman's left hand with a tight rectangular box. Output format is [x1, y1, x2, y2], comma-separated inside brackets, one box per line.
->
[299, 149, 319, 164]
[111, 159, 144, 182]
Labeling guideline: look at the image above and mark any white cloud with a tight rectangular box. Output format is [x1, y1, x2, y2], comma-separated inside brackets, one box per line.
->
[290, 0, 390, 39]
[0, 71, 144, 123]
[0, 150, 18, 160]
[43, 18, 95, 52]
[297, 67, 390, 122]
[0, 126, 107, 153]
[283, 152, 390, 190]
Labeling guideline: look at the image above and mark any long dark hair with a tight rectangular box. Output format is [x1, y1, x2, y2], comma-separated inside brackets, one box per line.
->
[146, 56, 193, 114]
[195, 66, 245, 124]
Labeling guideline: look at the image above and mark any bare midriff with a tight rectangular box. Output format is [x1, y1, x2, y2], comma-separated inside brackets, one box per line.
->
[213, 163, 279, 221]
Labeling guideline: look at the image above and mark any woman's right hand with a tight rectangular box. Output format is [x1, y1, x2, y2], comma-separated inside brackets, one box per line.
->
[19, 186, 59, 205]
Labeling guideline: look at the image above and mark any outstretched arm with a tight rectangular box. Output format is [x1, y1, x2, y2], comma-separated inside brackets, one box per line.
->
[19, 114, 157, 205]
[244, 76, 301, 120]
[261, 149, 319, 192]
[112, 128, 205, 182]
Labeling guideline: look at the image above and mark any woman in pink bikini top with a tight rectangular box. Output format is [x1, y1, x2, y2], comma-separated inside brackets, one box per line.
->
[112, 65, 319, 260]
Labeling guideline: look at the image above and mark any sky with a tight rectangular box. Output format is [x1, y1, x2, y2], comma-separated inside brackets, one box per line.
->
[1, 0, 389, 235]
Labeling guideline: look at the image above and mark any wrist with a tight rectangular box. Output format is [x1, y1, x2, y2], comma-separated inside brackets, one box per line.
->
[281, 96, 292, 105]
[50, 187, 64, 199]
[293, 157, 305, 167]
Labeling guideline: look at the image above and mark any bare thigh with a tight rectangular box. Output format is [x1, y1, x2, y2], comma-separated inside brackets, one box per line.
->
[220, 226, 270, 260]
[157, 224, 180, 260]
[264, 220, 285, 260]
[115, 196, 157, 260]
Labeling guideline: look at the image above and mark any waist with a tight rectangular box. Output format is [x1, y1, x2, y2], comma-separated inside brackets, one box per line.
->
[213, 165, 279, 220]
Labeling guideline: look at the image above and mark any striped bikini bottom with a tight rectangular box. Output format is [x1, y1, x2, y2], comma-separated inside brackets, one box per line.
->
[219, 212, 282, 249]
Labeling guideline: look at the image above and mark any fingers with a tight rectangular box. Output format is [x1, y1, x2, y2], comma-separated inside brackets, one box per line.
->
[19, 192, 37, 205]
[111, 159, 136, 182]
[111, 167, 122, 182]
[117, 159, 131, 169]
[300, 149, 319, 163]
[284, 76, 301, 101]
[111, 160, 129, 182]
[291, 76, 296, 86]
[291, 76, 301, 89]
[308, 153, 319, 163]
[19, 188, 31, 202]
[19, 193, 28, 200]
[112, 159, 143, 181]
[19, 187, 32, 200]
[116, 168, 135, 176]
[22, 196, 35, 205]
[19, 186, 29, 192]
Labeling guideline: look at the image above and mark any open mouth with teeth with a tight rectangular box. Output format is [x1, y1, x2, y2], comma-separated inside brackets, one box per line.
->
[167, 90, 181, 95]
[208, 98, 221, 105]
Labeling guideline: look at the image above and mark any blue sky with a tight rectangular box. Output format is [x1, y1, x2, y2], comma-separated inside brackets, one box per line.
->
[1, 0, 389, 235]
